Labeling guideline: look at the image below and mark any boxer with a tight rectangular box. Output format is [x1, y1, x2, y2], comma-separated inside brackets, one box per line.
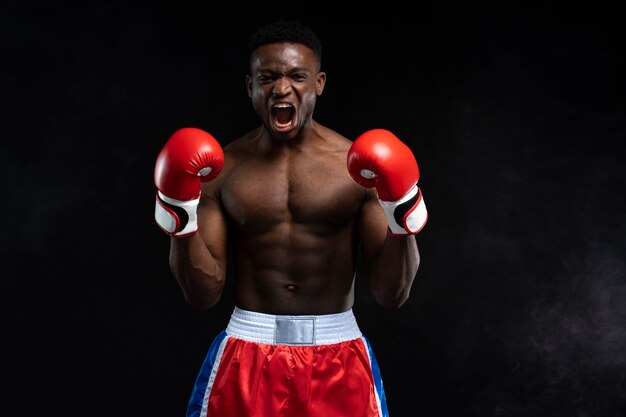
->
[154, 20, 427, 417]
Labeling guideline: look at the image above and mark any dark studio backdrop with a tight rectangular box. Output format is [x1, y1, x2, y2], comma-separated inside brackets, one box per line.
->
[2, 2, 625, 417]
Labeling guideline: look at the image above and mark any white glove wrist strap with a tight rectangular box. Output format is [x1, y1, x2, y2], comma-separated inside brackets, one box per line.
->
[155, 191, 200, 237]
[378, 184, 428, 235]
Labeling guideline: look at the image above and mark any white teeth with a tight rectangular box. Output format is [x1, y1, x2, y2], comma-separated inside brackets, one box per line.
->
[273, 103, 292, 108]
[275, 120, 292, 128]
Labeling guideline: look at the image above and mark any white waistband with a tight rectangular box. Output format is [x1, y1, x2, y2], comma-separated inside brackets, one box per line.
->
[225, 307, 363, 346]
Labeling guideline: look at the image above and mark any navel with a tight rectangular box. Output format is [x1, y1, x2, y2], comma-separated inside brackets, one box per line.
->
[286, 284, 296, 292]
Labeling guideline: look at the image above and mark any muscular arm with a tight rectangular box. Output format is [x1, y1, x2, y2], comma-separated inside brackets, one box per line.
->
[169, 185, 229, 310]
[358, 193, 420, 308]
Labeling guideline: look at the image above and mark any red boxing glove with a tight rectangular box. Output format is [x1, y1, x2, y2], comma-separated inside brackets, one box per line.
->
[347, 129, 427, 235]
[154, 127, 224, 238]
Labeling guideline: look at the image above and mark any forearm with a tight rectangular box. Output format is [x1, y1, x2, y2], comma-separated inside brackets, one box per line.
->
[368, 233, 420, 308]
[348, 129, 426, 308]
[169, 233, 226, 310]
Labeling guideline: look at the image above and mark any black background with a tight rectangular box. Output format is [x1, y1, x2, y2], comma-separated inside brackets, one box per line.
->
[2, 2, 625, 416]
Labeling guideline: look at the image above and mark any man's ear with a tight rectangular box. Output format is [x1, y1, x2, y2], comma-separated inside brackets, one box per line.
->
[245, 74, 252, 97]
[316, 72, 326, 96]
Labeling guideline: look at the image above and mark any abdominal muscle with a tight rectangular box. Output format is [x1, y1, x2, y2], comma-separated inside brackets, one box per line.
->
[231, 220, 359, 315]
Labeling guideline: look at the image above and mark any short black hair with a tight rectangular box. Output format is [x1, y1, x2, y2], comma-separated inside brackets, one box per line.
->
[248, 20, 322, 63]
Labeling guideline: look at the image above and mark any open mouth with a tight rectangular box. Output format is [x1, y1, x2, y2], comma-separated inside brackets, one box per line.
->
[271, 103, 295, 129]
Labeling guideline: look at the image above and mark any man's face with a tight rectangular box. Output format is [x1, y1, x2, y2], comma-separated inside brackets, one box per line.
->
[246, 42, 326, 140]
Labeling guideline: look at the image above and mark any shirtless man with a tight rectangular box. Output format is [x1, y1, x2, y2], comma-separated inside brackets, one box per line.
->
[154, 20, 427, 417]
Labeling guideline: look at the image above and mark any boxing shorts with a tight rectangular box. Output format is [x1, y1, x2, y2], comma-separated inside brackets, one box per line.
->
[186, 306, 389, 417]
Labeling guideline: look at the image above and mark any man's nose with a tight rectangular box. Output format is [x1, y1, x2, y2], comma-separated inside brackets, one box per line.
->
[272, 78, 292, 96]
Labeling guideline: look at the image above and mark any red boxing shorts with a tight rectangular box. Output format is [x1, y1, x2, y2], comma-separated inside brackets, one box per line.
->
[186, 307, 389, 417]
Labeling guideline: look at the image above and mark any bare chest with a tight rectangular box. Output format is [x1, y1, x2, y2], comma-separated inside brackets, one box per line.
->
[221, 153, 362, 229]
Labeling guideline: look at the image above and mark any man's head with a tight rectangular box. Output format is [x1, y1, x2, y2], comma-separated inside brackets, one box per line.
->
[246, 20, 326, 141]
[248, 20, 322, 70]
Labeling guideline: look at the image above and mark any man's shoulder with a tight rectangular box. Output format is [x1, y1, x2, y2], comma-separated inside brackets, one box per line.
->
[314, 123, 348, 140]
[313, 123, 353, 151]
[222, 129, 258, 153]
